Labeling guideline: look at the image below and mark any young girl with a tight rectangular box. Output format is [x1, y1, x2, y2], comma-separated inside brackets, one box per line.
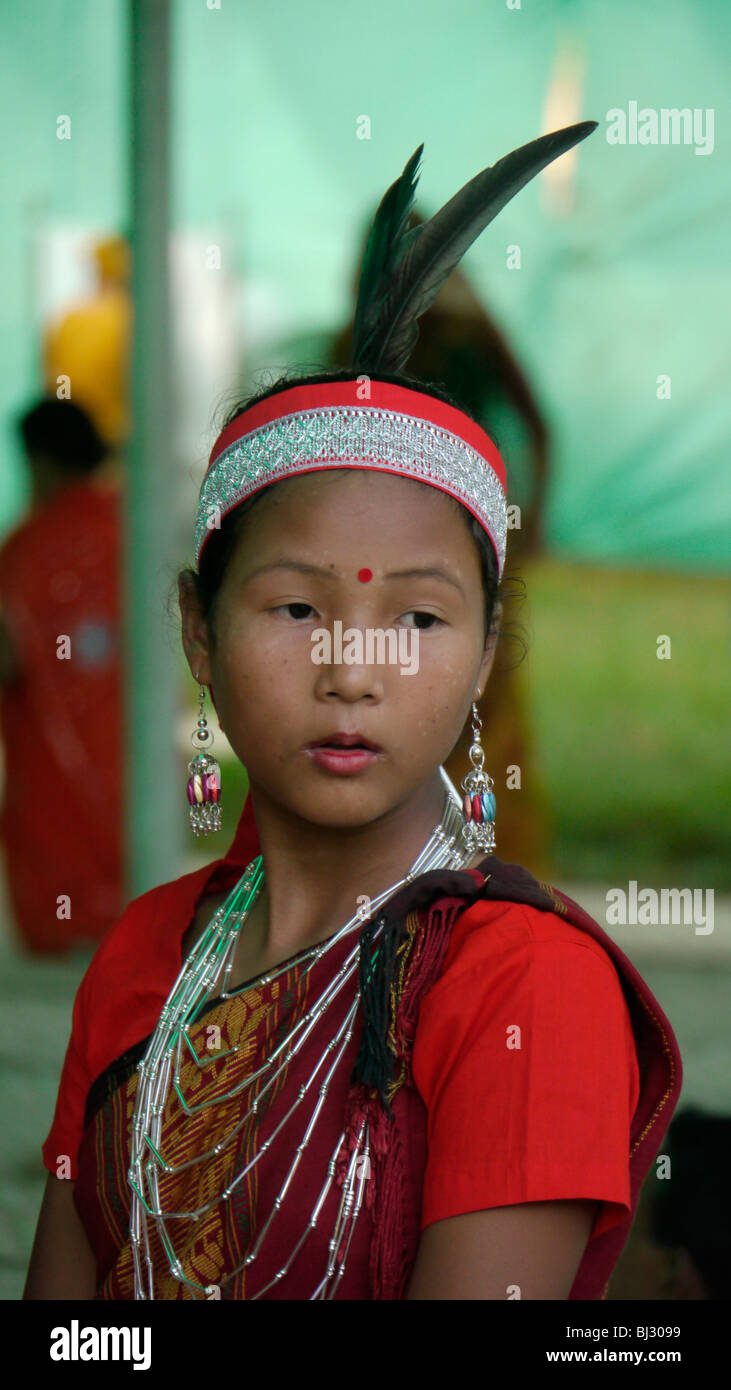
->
[24, 124, 682, 1301]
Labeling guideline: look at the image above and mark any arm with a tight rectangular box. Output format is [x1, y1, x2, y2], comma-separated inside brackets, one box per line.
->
[404, 1198, 598, 1300]
[23, 1173, 97, 1300]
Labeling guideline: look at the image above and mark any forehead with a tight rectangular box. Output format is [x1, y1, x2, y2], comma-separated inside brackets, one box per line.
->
[213, 471, 488, 608]
[241, 468, 466, 541]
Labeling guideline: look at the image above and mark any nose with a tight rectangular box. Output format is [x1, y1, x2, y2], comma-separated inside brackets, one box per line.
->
[311, 622, 386, 703]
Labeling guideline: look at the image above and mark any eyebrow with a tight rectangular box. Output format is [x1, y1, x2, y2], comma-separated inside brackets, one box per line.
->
[245, 560, 465, 595]
[386, 566, 465, 596]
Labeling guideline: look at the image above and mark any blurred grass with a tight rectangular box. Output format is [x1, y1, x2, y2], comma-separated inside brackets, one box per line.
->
[521, 560, 730, 888]
[191, 561, 729, 889]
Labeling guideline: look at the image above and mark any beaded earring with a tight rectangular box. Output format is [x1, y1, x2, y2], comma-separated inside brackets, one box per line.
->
[186, 677, 222, 836]
[460, 700, 496, 854]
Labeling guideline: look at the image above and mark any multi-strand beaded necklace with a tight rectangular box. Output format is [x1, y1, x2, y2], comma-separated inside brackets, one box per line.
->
[128, 769, 469, 1299]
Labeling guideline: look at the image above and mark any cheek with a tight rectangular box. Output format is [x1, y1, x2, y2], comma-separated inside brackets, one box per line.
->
[212, 618, 309, 710]
[413, 635, 479, 719]
[388, 638, 475, 724]
[412, 627, 480, 689]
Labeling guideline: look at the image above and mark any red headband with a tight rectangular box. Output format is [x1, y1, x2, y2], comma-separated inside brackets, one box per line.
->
[196, 378, 508, 575]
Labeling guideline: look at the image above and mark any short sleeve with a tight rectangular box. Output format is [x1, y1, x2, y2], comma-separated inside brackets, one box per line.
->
[41, 964, 94, 1180]
[412, 902, 640, 1241]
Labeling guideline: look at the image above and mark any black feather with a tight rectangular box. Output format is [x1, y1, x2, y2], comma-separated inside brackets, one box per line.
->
[351, 143, 423, 363]
[350, 121, 598, 375]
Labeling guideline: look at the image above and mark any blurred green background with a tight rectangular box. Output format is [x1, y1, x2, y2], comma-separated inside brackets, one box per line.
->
[1, 0, 730, 1305]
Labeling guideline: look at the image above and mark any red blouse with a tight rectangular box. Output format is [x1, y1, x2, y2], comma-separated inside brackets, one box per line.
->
[43, 799, 639, 1247]
[413, 896, 639, 1239]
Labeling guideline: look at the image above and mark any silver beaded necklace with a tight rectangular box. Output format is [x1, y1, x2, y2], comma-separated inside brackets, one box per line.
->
[128, 767, 470, 1300]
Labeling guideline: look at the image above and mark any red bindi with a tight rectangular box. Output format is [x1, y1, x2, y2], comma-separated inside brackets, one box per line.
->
[357, 568, 373, 583]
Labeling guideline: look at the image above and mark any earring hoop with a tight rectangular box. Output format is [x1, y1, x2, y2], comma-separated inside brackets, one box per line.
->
[185, 677, 222, 837]
[459, 701, 496, 853]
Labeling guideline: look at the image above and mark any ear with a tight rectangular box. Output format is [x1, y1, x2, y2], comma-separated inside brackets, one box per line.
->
[178, 570, 213, 687]
[475, 599, 502, 696]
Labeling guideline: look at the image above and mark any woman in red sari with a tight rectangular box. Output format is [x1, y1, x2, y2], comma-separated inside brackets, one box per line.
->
[25, 123, 682, 1301]
[0, 398, 123, 951]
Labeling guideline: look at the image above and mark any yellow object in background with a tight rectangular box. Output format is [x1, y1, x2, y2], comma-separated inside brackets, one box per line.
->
[42, 235, 132, 451]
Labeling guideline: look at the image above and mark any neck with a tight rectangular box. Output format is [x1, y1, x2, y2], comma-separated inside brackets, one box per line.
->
[30, 467, 89, 508]
[245, 772, 450, 961]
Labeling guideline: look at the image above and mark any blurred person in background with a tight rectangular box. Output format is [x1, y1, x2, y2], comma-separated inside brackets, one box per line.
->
[651, 1107, 728, 1300]
[42, 233, 132, 454]
[331, 223, 551, 875]
[0, 398, 124, 952]
[606, 1106, 730, 1300]
[646, 1107, 731, 1300]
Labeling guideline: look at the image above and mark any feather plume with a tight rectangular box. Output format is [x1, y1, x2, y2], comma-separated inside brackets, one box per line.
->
[351, 143, 423, 362]
[350, 121, 598, 375]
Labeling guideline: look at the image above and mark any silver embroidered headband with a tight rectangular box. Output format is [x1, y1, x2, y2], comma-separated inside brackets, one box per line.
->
[195, 380, 508, 577]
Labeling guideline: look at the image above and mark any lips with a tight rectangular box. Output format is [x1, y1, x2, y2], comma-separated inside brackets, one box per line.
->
[304, 735, 383, 776]
[306, 732, 383, 752]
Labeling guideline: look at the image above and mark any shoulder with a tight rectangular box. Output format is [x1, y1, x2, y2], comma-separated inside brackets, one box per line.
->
[73, 862, 219, 1072]
[412, 890, 641, 1122]
[432, 893, 620, 998]
[83, 862, 215, 984]
[41, 861, 228, 1177]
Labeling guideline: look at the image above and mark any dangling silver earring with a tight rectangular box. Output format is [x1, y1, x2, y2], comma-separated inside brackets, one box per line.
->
[185, 676, 222, 837]
[460, 701, 496, 853]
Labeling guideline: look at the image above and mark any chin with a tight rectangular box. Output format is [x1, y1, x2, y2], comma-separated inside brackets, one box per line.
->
[286, 784, 400, 830]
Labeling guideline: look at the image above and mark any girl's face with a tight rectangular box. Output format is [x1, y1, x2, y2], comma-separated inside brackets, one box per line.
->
[180, 469, 497, 830]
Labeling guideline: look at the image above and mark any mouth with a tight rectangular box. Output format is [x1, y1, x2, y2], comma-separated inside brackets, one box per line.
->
[302, 732, 384, 775]
[305, 733, 383, 752]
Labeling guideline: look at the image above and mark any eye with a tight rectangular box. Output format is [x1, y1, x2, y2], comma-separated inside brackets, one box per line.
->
[273, 602, 316, 620]
[399, 611, 443, 631]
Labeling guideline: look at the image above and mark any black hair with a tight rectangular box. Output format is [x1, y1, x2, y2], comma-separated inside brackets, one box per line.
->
[18, 397, 107, 473]
[184, 368, 509, 654]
